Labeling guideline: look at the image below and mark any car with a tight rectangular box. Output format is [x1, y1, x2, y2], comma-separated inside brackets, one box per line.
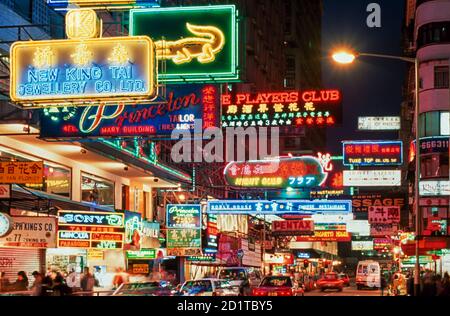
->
[317, 273, 344, 292]
[217, 267, 262, 296]
[177, 279, 240, 297]
[338, 273, 350, 287]
[111, 281, 175, 296]
[252, 276, 304, 297]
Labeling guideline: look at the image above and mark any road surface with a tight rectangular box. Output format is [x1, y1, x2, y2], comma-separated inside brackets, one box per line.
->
[305, 285, 382, 297]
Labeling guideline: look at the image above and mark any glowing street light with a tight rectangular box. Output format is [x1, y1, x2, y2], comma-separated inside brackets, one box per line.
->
[332, 51, 357, 64]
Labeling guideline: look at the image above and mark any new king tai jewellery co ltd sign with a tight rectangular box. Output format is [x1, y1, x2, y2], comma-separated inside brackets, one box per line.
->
[10, 9, 156, 107]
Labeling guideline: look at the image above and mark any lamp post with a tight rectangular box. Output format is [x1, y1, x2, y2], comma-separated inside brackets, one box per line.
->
[332, 51, 421, 296]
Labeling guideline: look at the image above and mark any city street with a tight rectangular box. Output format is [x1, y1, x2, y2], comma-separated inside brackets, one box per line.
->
[305, 286, 381, 297]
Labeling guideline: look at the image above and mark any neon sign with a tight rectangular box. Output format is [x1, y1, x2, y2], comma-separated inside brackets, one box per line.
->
[58, 210, 125, 249]
[343, 141, 403, 166]
[166, 205, 202, 229]
[224, 155, 329, 189]
[343, 170, 402, 187]
[296, 230, 351, 242]
[130, 5, 239, 83]
[40, 85, 219, 138]
[11, 9, 156, 107]
[221, 90, 342, 128]
[272, 220, 314, 236]
[358, 117, 401, 131]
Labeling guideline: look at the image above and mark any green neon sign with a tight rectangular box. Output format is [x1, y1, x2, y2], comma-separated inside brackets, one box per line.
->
[130, 5, 240, 83]
[127, 249, 157, 260]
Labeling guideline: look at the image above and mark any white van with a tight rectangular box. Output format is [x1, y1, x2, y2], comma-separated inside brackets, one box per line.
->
[356, 260, 381, 290]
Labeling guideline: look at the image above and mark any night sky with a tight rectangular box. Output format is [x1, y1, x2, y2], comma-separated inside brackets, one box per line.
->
[322, 0, 406, 154]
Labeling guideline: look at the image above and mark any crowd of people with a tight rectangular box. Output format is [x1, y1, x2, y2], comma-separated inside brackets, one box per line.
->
[0, 267, 101, 296]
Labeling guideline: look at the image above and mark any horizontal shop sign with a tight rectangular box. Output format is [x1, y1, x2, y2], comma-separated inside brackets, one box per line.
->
[358, 117, 401, 131]
[166, 204, 202, 229]
[126, 249, 157, 260]
[58, 211, 124, 228]
[419, 181, 450, 196]
[368, 206, 400, 224]
[0, 161, 44, 184]
[272, 220, 314, 236]
[343, 170, 402, 187]
[207, 200, 352, 215]
[352, 193, 406, 212]
[296, 230, 351, 242]
[343, 141, 403, 167]
[47, 0, 160, 9]
[352, 240, 374, 251]
[0, 185, 11, 199]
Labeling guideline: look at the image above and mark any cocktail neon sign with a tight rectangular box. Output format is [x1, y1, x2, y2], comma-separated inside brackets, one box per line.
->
[224, 155, 331, 189]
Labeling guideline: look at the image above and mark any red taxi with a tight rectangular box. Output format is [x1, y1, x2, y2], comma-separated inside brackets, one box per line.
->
[252, 276, 304, 297]
[317, 273, 344, 292]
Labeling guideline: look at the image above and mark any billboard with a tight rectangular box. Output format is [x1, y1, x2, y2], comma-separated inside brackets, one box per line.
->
[296, 231, 351, 242]
[368, 206, 401, 224]
[419, 137, 449, 154]
[419, 181, 450, 196]
[358, 117, 401, 131]
[166, 204, 202, 229]
[130, 5, 239, 83]
[352, 193, 406, 212]
[224, 155, 331, 189]
[166, 228, 202, 252]
[47, 0, 160, 9]
[57, 210, 125, 249]
[40, 85, 219, 139]
[343, 170, 402, 187]
[370, 224, 398, 237]
[221, 90, 342, 128]
[11, 35, 156, 107]
[343, 141, 403, 166]
[207, 200, 352, 215]
[272, 220, 314, 236]
[0, 217, 57, 248]
[347, 220, 371, 236]
[0, 161, 44, 184]
[351, 240, 374, 251]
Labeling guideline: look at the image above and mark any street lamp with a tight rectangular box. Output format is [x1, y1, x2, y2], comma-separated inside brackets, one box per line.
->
[332, 49, 421, 296]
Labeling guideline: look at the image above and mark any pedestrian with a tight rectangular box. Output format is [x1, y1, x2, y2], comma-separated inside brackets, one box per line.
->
[380, 274, 387, 296]
[435, 274, 443, 296]
[80, 267, 96, 296]
[66, 268, 80, 291]
[407, 272, 414, 296]
[11, 271, 29, 292]
[0, 272, 10, 293]
[422, 270, 435, 296]
[439, 272, 450, 296]
[31, 271, 44, 296]
[51, 274, 72, 296]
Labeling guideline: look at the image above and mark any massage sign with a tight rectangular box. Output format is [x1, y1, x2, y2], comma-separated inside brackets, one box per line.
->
[221, 89, 342, 128]
[57, 211, 125, 250]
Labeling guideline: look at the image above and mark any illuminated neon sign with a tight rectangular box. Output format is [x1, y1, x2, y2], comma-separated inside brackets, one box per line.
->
[296, 230, 351, 242]
[10, 9, 156, 107]
[130, 5, 239, 83]
[343, 141, 403, 166]
[207, 200, 352, 215]
[224, 155, 330, 189]
[221, 90, 342, 128]
[39, 85, 219, 138]
[343, 170, 402, 187]
[166, 205, 202, 229]
[358, 117, 401, 131]
[47, 1, 161, 11]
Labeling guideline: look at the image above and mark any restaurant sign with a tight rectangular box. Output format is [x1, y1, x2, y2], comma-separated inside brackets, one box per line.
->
[0, 217, 57, 248]
[58, 211, 125, 249]
[343, 141, 403, 166]
[166, 205, 202, 229]
[224, 155, 331, 189]
[40, 85, 219, 139]
[130, 5, 239, 83]
[0, 161, 44, 184]
[222, 90, 342, 128]
[166, 229, 202, 249]
[11, 9, 156, 107]
[207, 200, 352, 215]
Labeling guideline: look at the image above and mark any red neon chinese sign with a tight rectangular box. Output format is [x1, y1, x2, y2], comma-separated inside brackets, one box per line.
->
[221, 89, 342, 128]
[343, 141, 403, 166]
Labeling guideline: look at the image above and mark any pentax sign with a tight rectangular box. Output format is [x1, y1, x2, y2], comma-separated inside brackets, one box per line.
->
[343, 141, 403, 166]
[221, 90, 342, 128]
[272, 220, 314, 236]
[10, 9, 156, 107]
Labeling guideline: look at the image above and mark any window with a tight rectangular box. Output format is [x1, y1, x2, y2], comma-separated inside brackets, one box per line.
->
[435, 66, 449, 89]
[417, 22, 450, 48]
[419, 111, 450, 137]
[441, 112, 450, 136]
[420, 153, 449, 179]
[81, 173, 114, 208]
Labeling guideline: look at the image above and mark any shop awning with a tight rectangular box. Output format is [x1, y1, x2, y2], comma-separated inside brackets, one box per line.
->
[0, 184, 115, 215]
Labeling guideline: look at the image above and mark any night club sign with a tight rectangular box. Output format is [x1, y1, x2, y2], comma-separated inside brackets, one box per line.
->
[343, 141, 403, 166]
[207, 200, 352, 215]
[11, 9, 156, 107]
[40, 84, 219, 138]
[130, 5, 239, 83]
[224, 155, 332, 189]
[221, 90, 342, 128]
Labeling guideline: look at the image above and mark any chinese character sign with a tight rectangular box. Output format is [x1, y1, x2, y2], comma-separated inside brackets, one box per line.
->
[343, 141, 403, 166]
[368, 206, 400, 224]
[224, 156, 329, 189]
[166, 229, 201, 248]
[221, 90, 342, 128]
[0, 161, 44, 184]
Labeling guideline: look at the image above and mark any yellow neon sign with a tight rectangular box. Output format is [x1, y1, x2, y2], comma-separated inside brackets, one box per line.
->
[155, 23, 225, 65]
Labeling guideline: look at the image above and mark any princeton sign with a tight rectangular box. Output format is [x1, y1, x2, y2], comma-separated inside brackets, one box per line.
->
[272, 220, 314, 236]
